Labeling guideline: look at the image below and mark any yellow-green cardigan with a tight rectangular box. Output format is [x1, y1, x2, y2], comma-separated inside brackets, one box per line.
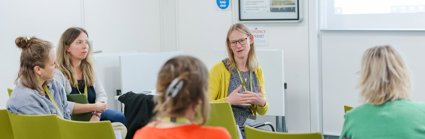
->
[208, 61, 268, 115]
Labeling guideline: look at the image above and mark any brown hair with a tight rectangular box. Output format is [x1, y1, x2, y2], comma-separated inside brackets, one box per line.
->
[225, 23, 258, 71]
[154, 55, 210, 124]
[15, 36, 52, 92]
[57, 27, 94, 87]
[360, 45, 410, 105]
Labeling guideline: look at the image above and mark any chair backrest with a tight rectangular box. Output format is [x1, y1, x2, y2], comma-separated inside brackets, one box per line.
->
[7, 88, 13, 97]
[67, 94, 92, 121]
[245, 126, 324, 139]
[344, 105, 353, 113]
[58, 118, 116, 139]
[205, 102, 240, 139]
[0, 109, 14, 139]
[8, 113, 61, 139]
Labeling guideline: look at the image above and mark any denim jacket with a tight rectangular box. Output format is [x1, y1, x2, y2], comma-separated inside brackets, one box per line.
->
[7, 79, 73, 119]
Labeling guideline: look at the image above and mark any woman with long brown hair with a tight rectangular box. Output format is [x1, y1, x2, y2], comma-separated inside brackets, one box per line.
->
[56, 27, 125, 123]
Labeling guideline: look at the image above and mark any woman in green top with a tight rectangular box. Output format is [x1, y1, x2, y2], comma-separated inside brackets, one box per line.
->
[340, 45, 425, 139]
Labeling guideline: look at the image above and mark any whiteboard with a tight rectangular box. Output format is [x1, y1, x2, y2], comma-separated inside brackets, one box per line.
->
[256, 49, 285, 116]
[182, 50, 227, 70]
[120, 51, 182, 94]
[93, 53, 122, 109]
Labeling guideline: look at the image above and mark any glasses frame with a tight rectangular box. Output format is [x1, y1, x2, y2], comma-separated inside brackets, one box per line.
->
[230, 36, 250, 47]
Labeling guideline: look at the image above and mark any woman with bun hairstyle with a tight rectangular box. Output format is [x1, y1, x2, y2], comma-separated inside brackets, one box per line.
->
[7, 36, 72, 119]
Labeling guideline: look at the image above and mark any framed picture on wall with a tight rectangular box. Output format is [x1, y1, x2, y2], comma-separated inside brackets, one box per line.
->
[239, 0, 301, 22]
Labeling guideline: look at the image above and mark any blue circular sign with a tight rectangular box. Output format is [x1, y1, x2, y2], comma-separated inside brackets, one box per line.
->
[217, 0, 230, 10]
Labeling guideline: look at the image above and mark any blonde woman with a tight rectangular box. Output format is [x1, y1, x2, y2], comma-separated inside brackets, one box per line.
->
[208, 23, 268, 129]
[134, 55, 230, 139]
[340, 45, 425, 139]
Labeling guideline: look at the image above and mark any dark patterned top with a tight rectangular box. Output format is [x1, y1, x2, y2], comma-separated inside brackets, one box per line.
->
[226, 65, 259, 127]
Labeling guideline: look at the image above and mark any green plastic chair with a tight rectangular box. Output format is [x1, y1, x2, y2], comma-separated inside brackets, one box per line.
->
[245, 125, 324, 139]
[0, 109, 14, 139]
[344, 105, 353, 113]
[205, 102, 240, 139]
[7, 88, 13, 97]
[67, 94, 92, 121]
[58, 118, 116, 139]
[8, 113, 61, 139]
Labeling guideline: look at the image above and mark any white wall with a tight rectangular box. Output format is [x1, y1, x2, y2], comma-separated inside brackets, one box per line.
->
[0, 0, 161, 108]
[84, 0, 161, 53]
[0, 0, 83, 108]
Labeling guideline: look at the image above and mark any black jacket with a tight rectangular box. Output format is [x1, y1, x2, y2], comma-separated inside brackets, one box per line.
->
[118, 91, 155, 139]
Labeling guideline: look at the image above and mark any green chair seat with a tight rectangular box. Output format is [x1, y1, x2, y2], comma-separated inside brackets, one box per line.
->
[205, 102, 240, 139]
[58, 118, 116, 139]
[0, 109, 13, 139]
[7, 88, 13, 97]
[344, 105, 353, 113]
[8, 113, 61, 139]
[245, 125, 324, 139]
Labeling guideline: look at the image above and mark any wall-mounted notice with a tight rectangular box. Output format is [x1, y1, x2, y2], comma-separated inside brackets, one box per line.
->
[250, 26, 268, 46]
[239, 0, 301, 21]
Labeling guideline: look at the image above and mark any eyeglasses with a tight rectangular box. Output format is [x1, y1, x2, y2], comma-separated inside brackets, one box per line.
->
[230, 36, 249, 47]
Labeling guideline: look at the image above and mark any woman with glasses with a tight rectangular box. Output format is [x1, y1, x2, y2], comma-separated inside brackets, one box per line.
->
[208, 23, 268, 134]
